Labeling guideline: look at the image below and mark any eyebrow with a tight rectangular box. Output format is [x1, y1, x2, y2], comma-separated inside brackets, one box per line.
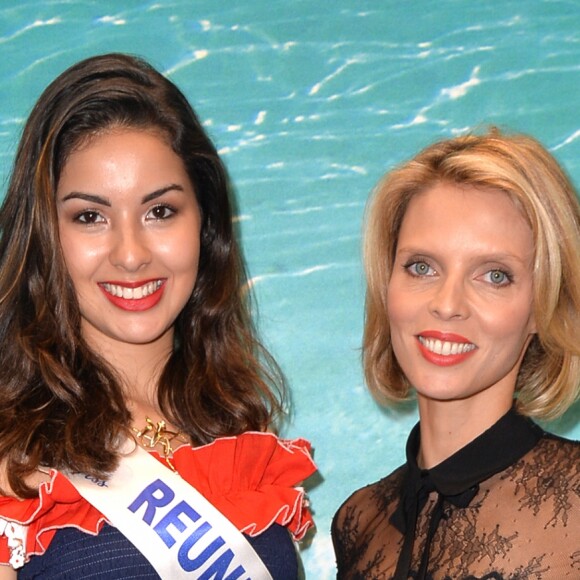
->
[142, 184, 185, 203]
[396, 247, 531, 265]
[61, 192, 111, 206]
[60, 184, 186, 206]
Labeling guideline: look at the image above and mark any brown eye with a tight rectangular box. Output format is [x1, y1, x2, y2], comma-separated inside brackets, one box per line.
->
[74, 210, 105, 224]
[146, 204, 176, 220]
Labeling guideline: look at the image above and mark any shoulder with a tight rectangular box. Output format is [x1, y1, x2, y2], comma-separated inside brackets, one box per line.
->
[339, 465, 405, 514]
[0, 468, 51, 498]
[529, 431, 580, 471]
[506, 430, 580, 479]
[332, 464, 406, 542]
[0, 459, 52, 505]
[171, 431, 318, 540]
[537, 432, 580, 484]
[539, 431, 580, 450]
[0, 470, 104, 569]
[502, 431, 580, 513]
[174, 431, 316, 487]
[332, 465, 406, 575]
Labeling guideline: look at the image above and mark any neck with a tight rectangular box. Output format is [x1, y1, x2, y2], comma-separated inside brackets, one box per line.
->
[416, 392, 513, 469]
[82, 328, 174, 418]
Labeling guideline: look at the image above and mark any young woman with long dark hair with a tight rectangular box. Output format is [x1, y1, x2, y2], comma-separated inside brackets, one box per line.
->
[0, 53, 316, 579]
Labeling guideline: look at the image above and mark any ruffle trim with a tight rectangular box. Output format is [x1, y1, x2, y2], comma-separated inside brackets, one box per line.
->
[0, 432, 316, 567]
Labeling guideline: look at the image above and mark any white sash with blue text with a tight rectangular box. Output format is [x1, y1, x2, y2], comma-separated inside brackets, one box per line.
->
[66, 441, 273, 580]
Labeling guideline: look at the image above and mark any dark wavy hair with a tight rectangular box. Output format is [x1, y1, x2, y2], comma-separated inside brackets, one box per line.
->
[0, 53, 285, 497]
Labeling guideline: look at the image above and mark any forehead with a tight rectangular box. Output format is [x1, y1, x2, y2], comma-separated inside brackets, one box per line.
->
[59, 125, 172, 170]
[57, 129, 188, 186]
[67, 125, 171, 155]
[397, 182, 534, 258]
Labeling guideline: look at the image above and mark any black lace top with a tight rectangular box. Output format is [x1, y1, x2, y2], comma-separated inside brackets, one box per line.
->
[332, 409, 580, 579]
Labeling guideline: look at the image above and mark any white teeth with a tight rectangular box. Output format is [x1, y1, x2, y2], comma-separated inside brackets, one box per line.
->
[418, 336, 476, 355]
[102, 280, 163, 300]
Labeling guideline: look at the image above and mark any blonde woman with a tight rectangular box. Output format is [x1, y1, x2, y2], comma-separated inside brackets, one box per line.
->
[332, 128, 580, 579]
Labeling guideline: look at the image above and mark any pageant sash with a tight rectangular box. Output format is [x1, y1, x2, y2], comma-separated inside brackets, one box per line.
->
[66, 440, 273, 580]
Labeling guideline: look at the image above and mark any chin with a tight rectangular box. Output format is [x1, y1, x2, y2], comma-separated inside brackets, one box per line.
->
[106, 325, 172, 346]
[414, 382, 472, 403]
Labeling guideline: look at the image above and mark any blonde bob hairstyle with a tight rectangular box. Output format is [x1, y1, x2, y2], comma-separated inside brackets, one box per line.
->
[364, 127, 580, 419]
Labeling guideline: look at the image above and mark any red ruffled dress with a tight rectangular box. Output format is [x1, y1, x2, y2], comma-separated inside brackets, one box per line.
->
[0, 432, 316, 578]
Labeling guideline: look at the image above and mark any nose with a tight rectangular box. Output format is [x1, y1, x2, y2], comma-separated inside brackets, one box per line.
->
[428, 273, 469, 320]
[109, 223, 152, 272]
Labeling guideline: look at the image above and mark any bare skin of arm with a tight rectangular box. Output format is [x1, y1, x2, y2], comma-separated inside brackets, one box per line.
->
[0, 565, 17, 579]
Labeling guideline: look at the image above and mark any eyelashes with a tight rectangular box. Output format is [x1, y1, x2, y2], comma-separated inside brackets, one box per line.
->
[145, 204, 177, 221]
[401, 259, 514, 287]
[73, 209, 105, 225]
[71, 204, 178, 226]
[403, 260, 436, 277]
[481, 269, 513, 286]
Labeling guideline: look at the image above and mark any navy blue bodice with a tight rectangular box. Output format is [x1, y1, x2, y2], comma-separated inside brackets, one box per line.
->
[18, 522, 298, 579]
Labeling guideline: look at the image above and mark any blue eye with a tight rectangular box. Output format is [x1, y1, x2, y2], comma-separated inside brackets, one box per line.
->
[405, 261, 435, 277]
[484, 269, 512, 286]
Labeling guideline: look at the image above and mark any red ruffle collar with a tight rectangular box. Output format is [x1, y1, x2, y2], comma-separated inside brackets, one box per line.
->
[0, 432, 316, 566]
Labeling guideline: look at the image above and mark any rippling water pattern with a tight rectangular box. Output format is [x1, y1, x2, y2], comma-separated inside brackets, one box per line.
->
[1, 2, 579, 577]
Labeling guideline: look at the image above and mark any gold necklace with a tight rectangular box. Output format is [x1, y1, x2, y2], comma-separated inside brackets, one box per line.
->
[132, 417, 187, 472]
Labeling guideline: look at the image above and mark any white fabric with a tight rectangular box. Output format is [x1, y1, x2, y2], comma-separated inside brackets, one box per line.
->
[0, 518, 27, 568]
[66, 441, 273, 580]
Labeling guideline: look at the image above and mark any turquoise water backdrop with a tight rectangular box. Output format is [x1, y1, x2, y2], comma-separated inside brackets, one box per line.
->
[1, 1, 579, 577]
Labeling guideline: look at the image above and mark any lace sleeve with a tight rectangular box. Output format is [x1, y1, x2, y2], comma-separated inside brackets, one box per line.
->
[332, 470, 405, 578]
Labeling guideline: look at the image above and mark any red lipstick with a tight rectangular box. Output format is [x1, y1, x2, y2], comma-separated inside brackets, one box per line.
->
[419, 330, 472, 342]
[99, 279, 165, 312]
[416, 330, 477, 367]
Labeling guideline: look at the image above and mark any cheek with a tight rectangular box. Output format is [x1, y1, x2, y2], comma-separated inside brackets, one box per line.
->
[59, 219, 102, 260]
[165, 241, 200, 274]
[161, 237, 201, 286]
[480, 297, 535, 343]
[157, 220, 200, 262]
[59, 233, 81, 278]
[60, 238, 103, 280]
[386, 283, 413, 331]
[478, 318, 535, 373]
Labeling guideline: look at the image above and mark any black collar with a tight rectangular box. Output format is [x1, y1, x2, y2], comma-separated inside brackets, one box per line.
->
[408, 407, 543, 499]
[390, 407, 544, 580]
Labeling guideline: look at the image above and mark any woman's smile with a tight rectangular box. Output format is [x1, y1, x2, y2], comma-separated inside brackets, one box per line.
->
[416, 330, 477, 366]
[99, 279, 166, 311]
